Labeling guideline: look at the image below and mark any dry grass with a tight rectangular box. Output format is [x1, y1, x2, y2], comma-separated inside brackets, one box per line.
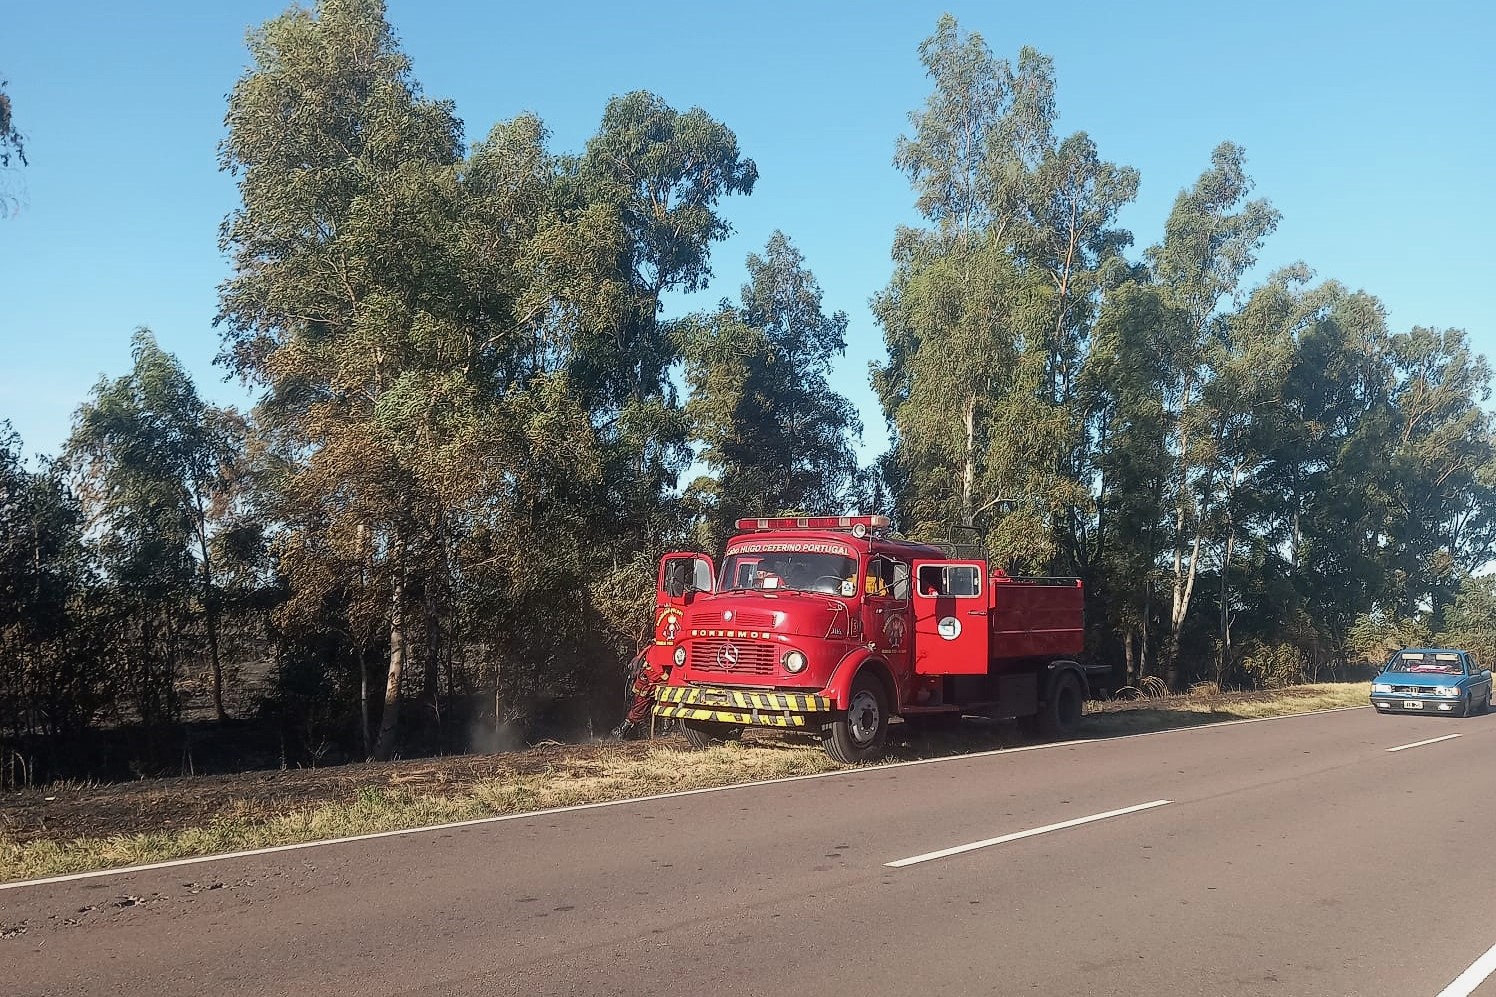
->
[0, 681, 1369, 884]
[0, 742, 842, 883]
[1084, 681, 1370, 736]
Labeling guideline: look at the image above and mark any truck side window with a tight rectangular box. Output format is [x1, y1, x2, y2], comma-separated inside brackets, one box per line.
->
[918, 564, 982, 598]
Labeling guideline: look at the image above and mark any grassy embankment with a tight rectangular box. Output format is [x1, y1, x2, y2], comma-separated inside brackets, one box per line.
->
[0, 682, 1369, 883]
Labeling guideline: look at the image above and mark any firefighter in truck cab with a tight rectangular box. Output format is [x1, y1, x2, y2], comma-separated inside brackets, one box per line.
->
[641, 515, 1099, 762]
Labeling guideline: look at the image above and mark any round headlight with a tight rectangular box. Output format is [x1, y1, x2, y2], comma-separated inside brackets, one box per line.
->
[783, 650, 807, 673]
[673, 646, 687, 667]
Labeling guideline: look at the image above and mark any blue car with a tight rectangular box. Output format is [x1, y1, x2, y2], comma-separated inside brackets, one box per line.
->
[1370, 648, 1492, 717]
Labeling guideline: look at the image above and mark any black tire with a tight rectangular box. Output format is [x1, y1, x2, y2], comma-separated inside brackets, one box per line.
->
[1479, 689, 1492, 716]
[1036, 671, 1084, 739]
[822, 673, 890, 764]
[680, 719, 743, 749]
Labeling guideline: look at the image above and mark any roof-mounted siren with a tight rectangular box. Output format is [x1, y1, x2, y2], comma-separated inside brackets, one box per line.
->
[734, 515, 891, 537]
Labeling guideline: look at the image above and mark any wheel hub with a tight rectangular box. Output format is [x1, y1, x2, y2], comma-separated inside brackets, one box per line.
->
[849, 689, 880, 744]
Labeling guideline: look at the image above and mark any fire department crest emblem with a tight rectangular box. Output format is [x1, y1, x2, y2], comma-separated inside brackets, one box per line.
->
[883, 615, 906, 649]
[656, 607, 682, 645]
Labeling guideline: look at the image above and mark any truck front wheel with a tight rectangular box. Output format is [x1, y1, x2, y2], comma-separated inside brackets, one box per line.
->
[1036, 671, 1084, 739]
[823, 674, 889, 764]
[680, 719, 743, 749]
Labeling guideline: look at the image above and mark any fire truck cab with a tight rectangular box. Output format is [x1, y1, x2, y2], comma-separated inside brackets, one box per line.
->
[649, 515, 1103, 762]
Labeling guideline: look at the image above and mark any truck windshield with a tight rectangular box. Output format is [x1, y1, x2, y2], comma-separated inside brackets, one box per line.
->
[719, 551, 858, 595]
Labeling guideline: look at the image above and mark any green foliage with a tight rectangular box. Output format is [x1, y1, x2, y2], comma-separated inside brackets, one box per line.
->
[874, 16, 1136, 573]
[1436, 574, 1496, 667]
[0, 426, 102, 758]
[1238, 641, 1308, 690]
[683, 231, 861, 548]
[66, 330, 239, 724]
[1348, 611, 1433, 663]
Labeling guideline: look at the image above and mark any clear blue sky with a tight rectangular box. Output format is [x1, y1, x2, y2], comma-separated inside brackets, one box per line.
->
[3, 0, 1492, 464]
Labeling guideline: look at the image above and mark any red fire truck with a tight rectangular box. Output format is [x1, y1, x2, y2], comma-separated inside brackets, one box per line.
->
[648, 515, 1106, 762]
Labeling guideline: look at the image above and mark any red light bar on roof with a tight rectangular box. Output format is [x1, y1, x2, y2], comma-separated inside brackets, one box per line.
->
[735, 515, 891, 536]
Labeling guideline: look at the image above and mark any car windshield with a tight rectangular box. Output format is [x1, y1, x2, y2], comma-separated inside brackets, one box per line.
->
[1387, 653, 1463, 674]
[719, 550, 858, 595]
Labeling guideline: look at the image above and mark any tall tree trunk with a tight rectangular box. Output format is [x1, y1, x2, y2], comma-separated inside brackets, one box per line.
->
[422, 592, 440, 707]
[374, 572, 406, 761]
[1218, 465, 1239, 684]
[359, 645, 371, 758]
[193, 507, 227, 722]
[961, 393, 977, 525]
[1167, 527, 1202, 689]
[1140, 584, 1150, 679]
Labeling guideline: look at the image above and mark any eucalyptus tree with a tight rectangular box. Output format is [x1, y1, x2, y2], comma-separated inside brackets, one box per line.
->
[875, 16, 1136, 571]
[1259, 282, 1395, 661]
[683, 231, 861, 547]
[217, 0, 468, 758]
[68, 330, 237, 721]
[873, 16, 1061, 563]
[1145, 142, 1279, 683]
[0, 425, 99, 762]
[1382, 327, 1495, 623]
[1196, 268, 1310, 676]
[572, 91, 758, 559]
[1077, 282, 1181, 679]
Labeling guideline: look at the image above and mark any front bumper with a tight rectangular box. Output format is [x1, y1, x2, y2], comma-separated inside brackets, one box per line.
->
[1371, 696, 1466, 715]
[654, 684, 835, 728]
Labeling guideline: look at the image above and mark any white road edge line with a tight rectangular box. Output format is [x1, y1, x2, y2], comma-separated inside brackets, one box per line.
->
[885, 799, 1172, 868]
[1386, 733, 1463, 752]
[1436, 939, 1496, 997]
[0, 705, 1364, 893]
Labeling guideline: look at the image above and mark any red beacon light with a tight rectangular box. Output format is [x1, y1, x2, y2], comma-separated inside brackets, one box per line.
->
[734, 515, 891, 538]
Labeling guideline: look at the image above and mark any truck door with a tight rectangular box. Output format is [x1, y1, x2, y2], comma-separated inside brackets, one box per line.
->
[656, 553, 715, 647]
[911, 560, 990, 675]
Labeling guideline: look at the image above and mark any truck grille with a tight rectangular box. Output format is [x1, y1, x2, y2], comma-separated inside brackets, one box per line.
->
[692, 638, 777, 675]
[727, 610, 777, 630]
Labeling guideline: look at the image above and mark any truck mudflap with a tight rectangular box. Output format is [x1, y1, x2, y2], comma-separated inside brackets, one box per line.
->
[653, 685, 835, 729]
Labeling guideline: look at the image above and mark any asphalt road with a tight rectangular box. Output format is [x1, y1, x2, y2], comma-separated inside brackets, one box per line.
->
[5, 706, 1496, 997]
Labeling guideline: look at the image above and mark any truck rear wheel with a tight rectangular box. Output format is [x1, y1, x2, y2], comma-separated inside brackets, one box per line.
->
[1036, 671, 1084, 739]
[680, 719, 743, 749]
[822, 673, 889, 764]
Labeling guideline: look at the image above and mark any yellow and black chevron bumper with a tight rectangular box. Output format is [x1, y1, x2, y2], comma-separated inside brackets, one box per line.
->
[653, 685, 835, 729]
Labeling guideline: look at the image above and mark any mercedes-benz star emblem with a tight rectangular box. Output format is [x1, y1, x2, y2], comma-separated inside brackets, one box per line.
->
[716, 644, 740, 668]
